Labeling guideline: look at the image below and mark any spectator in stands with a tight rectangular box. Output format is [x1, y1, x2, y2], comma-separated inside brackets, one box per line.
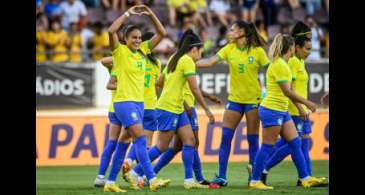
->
[305, 15, 325, 60]
[37, 13, 50, 32]
[200, 29, 215, 57]
[167, 0, 195, 27]
[89, 22, 109, 61]
[153, 34, 176, 57]
[255, 20, 268, 42]
[36, 21, 48, 62]
[36, 0, 44, 15]
[260, 0, 278, 27]
[59, 0, 87, 30]
[176, 16, 196, 41]
[46, 19, 70, 62]
[191, 0, 212, 28]
[209, 0, 231, 26]
[215, 25, 228, 49]
[288, 0, 301, 9]
[240, 0, 259, 23]
[68, 22, 83, 63]
[300, 0, 322, 16]
[44, 0, 62, 20]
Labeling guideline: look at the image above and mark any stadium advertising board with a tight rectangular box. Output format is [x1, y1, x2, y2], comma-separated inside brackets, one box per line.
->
[36, 63, 94, 108]
[36, 112, 329, 166]
[196, 62, 329, 105]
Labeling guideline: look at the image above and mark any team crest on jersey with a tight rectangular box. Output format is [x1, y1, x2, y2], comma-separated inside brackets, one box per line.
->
[226, 103, 230, 109]
[131, 112, 138, 121]
[194, 118, 198, 125]
[277, 118, 283, 125]
[173, 118, 178, 127]
[248, 56, 254, 64]
[297, 123, 303, 131]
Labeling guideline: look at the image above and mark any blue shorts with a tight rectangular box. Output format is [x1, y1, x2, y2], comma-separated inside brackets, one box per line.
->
[292, 116, 312, 136]
[188, 107, 199, 131]
[108, 112, 122, 126]
[226, 101, 259, 114]
[143, 109, 158, 131]
[157, 109, 190, 131]
[242, 0, 256, 10]
[258, 106, 292, 128]
[114, 101, 144, 129]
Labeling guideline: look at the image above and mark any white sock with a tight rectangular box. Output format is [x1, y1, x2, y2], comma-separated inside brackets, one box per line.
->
[250, 180, 260, 184]
[106, 180, 115, 185]
[263, 169, 269, 174]
[300, 176, 311, 181]
[97, 175, 105, 179]
[184, 178, 194, 183]
[149, 177, 157, 184]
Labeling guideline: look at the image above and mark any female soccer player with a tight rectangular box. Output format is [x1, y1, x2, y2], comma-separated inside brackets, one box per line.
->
[248, 33, 325, 190]
[260, 22, 327, 187]
[196, 21, 270, 186]
[94, 57, 132, 192]
[151, 77, 222, 186]
[122, 31, 162, 179]
[103, 4, 170, 192]
[126, 29, 215, 190]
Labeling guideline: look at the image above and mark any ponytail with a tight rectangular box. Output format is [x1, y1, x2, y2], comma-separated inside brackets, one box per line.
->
[268, 33, 294, 60]
[247, 23, 266, 49]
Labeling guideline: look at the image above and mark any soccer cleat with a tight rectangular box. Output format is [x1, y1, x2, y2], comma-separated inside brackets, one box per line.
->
[249, 181, 274, 190]
[247, 164, 253, 185]
[261, 172, 268, 185]
[199, 179, 211, 185]
[103, 183, 127, 192]
[94, 176, 106, 187]
[125, 171, 141, 190]
[122, 160, 132, 182]
[184, 181, 209, 189]
[298, 177, 329, 187]
[149, 178, 171, 192]
[211, 175, 228, 187]
[300, 176, 328, 188]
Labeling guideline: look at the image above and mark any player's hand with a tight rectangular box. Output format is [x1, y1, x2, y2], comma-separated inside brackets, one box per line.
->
[321, 92, 329, 106]
[204, 109, 215, 124]
[299, 108, 310, 121]
[134, 4, 152, 16]
[128, 5, 143, 15]
[209, 96, 223, 105]
[306, 101, 317, 113]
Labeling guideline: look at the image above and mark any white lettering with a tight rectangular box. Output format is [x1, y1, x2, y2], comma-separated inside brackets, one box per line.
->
[202, 74, 214, 93]
[310, 73, 323, 93]
[215, 73, 226, 94]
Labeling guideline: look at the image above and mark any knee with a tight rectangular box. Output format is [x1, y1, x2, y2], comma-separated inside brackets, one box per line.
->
[157, 141, 170, 152]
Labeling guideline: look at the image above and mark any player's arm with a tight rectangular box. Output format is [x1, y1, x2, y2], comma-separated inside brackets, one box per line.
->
[184, 101, 193, 117]
[201, 90, 223, 105]
[279, 83, 317, 113]
[106, 76, 117, 90]
[139, 5, 167, 49]
[186, 75, 215, 124]
[100, 56, 113, 71]
[108, 5, 139, 50]
[196, 55, 220, 68]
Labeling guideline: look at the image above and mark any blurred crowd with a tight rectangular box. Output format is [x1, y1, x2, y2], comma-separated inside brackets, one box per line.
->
[36, 0, 329, 63]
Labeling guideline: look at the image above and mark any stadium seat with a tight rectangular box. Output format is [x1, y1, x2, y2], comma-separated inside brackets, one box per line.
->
[106, 10, 121, 25]
[277, 7, 293, 24]
[292, 7, 307, 22]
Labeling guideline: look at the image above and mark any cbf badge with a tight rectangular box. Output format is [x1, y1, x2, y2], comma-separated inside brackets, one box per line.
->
[131, 112, 138, 121]
[173, 118, 178, 127]
[248, 56, 254, 64]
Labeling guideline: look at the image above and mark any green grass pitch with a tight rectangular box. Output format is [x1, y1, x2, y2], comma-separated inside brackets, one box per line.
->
[36, 160, 329, 195]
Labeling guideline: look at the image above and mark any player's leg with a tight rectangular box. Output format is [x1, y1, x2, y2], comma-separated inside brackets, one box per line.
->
[212, 101, 243, 187]
[94, 113, 122, 187]
[245, 105, 260, 184]
[192, 130, 210, 185]
[153, 135, 182, 174]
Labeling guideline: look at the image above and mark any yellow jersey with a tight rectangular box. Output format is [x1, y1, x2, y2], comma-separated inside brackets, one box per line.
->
[260, 57, 293, 112]
[112, 41, 151, 103]
[93, 31, 109, 61]
[183, 82, 195, 108]
[288, 56, 309, 116]
[70, 33, 82, 63]
[144, 58, 162, 110]
[157, 54, 196, 114]
[167, 0, 191, 13]
[47, 30, 69, 62]
[36, 31, 47, 62]
[216, 43, 270, 104]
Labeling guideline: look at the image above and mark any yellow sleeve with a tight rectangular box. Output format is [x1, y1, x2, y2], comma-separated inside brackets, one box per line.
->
[102, 32, 109, 47]
[272, 63, 290, 84]
[257, 47, 270, 67]
[140, 40, 152, 55]
[216, 44, 231, 62]
[181, 57, 196, 77]
[288, 58, 300, 81]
